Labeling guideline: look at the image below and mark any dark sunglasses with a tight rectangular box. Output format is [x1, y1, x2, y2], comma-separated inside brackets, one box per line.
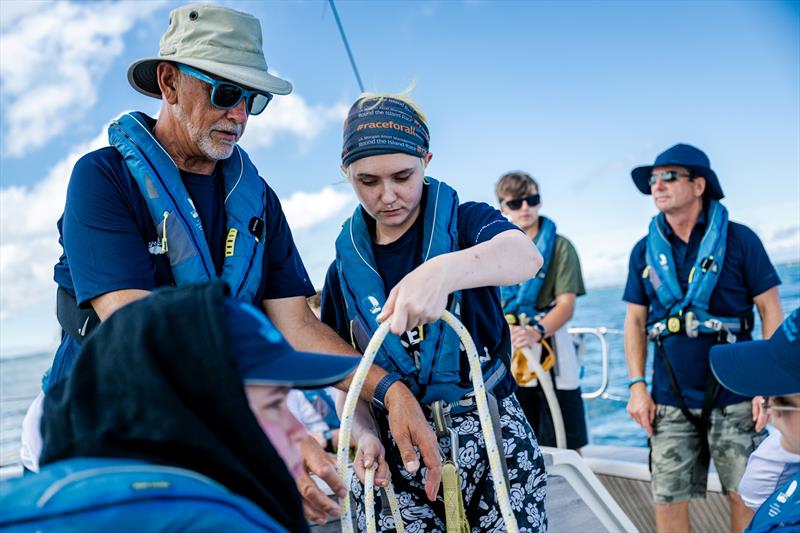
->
[177, 64, 273, 116]
[649, 170, 693, 186]
[503, 194, 540, 210]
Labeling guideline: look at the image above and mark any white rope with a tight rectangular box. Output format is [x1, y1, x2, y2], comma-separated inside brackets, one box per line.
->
[522, 347, 567, 449]
[336, 311, 518, 532]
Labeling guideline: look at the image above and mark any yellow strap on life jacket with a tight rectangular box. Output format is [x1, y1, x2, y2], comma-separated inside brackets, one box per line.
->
[225, 228, 238, 257]
[442, 460, 470, 533]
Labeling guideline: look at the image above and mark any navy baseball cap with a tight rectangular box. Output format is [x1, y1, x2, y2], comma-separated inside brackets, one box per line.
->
[631, 143, 724, 200]
[224, 298, 359, 388]
[710, 308, 800, 397]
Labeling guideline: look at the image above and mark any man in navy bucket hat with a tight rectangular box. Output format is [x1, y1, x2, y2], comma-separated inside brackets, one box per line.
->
[631, 144, 725, 200]
[622, 143, 785, 532]
[711, 309, 800, 532]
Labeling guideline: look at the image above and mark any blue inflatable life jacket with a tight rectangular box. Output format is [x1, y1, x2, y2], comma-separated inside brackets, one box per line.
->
[0, 457, 287, 532]
[501, 215, 557, 319]
[108, 112, 266, 302]
[644, 200, 750, 342]
[335, 178, 506, 407]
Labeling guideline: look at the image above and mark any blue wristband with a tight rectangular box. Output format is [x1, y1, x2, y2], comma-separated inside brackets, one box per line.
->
[373, 372, 403, 411]
[628, 377, 647, 388]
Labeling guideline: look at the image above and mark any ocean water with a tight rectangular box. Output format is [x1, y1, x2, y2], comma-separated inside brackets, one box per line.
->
[573, 262, 800, 448]
[1, 263, 798, 467]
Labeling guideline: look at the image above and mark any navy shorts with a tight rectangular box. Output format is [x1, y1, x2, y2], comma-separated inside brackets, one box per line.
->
[515, 385, 589, 449]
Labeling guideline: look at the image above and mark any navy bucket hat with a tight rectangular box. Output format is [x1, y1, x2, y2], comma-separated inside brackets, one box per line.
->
[710, 308, 800, 397]
[631, 143, 724, 200]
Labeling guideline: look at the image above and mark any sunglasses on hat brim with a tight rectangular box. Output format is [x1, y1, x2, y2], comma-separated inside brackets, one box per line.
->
[177, 64, 273, 116]
[503, 194, 541, 210]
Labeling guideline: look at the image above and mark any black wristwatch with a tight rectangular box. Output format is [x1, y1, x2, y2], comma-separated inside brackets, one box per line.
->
[531, 321, 547, 338]
[372, 372, 403, 411]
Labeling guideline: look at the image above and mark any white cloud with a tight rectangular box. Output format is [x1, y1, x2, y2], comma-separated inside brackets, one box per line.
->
[281, 186, 356, 231]
[0, 126, 108, 320]
[0, 114, 355, 321]
[241, 93, 349, 150]
[0, 0, 164, 157]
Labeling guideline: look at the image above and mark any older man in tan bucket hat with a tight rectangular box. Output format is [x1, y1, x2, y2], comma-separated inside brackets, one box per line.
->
[22, 3, 442, 525]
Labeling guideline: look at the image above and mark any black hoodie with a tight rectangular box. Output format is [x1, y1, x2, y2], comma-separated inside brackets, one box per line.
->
[41, 281, 309, 533]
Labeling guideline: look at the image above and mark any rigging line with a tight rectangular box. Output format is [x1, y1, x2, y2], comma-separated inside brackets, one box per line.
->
[327, 0, 365, 93]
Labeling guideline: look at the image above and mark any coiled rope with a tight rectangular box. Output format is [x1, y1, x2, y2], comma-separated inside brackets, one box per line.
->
[336, 311, 519, 532]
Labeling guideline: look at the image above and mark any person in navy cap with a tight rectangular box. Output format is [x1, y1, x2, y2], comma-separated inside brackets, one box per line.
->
[622, 143, 785, 532]
[26, 282, 363, 533]
[711, 308, 800, 532]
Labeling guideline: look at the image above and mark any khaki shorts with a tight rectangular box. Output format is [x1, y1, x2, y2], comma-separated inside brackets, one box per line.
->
[650, 401, 767, 504]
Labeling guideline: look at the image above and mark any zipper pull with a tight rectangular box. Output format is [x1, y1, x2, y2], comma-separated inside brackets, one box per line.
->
[161, 211, 169, 253]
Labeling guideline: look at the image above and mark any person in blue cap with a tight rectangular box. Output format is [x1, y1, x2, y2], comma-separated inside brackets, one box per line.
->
[710, 308, 800, 532]
[622, 143, 785, 532]
[5, 282, 362, 533]
[321, 92, 548, 532]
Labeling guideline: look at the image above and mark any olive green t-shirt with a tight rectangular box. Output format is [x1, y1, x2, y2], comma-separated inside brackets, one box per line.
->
[534, 234, 586, 311]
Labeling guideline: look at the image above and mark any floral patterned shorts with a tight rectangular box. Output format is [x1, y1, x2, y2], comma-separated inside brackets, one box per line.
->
[349, 394, 548, 532]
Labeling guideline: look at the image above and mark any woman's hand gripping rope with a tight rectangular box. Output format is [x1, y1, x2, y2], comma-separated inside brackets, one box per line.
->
[337, 311, 520, 533]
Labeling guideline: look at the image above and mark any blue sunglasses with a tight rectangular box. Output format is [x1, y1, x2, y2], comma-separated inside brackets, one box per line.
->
[177, 64, 273, 116]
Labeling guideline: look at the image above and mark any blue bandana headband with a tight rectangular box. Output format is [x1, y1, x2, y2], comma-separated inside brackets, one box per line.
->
[341, 97, 430, 167]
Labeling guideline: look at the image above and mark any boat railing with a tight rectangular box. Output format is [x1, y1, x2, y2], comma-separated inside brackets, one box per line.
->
[569, 326, 624, 401]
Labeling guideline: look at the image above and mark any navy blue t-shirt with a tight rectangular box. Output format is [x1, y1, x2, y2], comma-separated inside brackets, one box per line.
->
[623, 209, 781, 408]
[321, 196, 521, 401]
[49, 146, 314, 386]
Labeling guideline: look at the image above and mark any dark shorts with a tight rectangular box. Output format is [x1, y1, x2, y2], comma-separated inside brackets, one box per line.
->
[514, 385, 589, 449]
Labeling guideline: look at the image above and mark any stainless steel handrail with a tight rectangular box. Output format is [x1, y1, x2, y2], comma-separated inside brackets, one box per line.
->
[569, 327, 623, 400]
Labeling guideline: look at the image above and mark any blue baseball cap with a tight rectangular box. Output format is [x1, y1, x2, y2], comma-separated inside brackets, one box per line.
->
[224, 298, 359, 388]
[710, 308, 800, 397]
[631, 143, 724, 200]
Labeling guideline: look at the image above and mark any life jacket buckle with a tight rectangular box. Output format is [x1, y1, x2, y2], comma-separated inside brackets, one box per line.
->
[667, 316, 682, 334]
[684, 311, 699, 338]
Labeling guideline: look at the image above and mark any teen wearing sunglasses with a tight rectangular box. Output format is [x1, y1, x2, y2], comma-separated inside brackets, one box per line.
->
[624, 143, 784, 533]
[496, 171, 589, 452]
[26, 4, 440, 527]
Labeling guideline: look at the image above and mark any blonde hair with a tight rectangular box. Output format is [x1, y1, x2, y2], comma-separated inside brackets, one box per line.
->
[354, 82, 427, 124]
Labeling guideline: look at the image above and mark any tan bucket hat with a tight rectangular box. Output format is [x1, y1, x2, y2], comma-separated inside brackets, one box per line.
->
[128, 3, 292, 99]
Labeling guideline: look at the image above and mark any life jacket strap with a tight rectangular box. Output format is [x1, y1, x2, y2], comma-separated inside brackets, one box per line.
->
[653, 338, 722, 472]
[648, 310, 754, 344]
[434, 361, 508, 416]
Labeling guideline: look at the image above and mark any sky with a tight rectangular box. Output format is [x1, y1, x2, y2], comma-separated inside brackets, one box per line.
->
[0, 0, 798, 355]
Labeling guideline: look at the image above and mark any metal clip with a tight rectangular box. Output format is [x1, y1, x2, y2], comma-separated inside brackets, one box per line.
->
[447, 427, 459, 467]
[684, 311, 699, 338]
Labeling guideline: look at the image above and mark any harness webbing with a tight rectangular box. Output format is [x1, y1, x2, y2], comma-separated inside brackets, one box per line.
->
[654, 339, 722, 471]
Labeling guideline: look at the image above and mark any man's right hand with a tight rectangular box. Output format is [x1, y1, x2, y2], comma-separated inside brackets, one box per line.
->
[384, 381, 442, 501]
[627, 382, 656, 437]
[294, 433, 347, 524]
